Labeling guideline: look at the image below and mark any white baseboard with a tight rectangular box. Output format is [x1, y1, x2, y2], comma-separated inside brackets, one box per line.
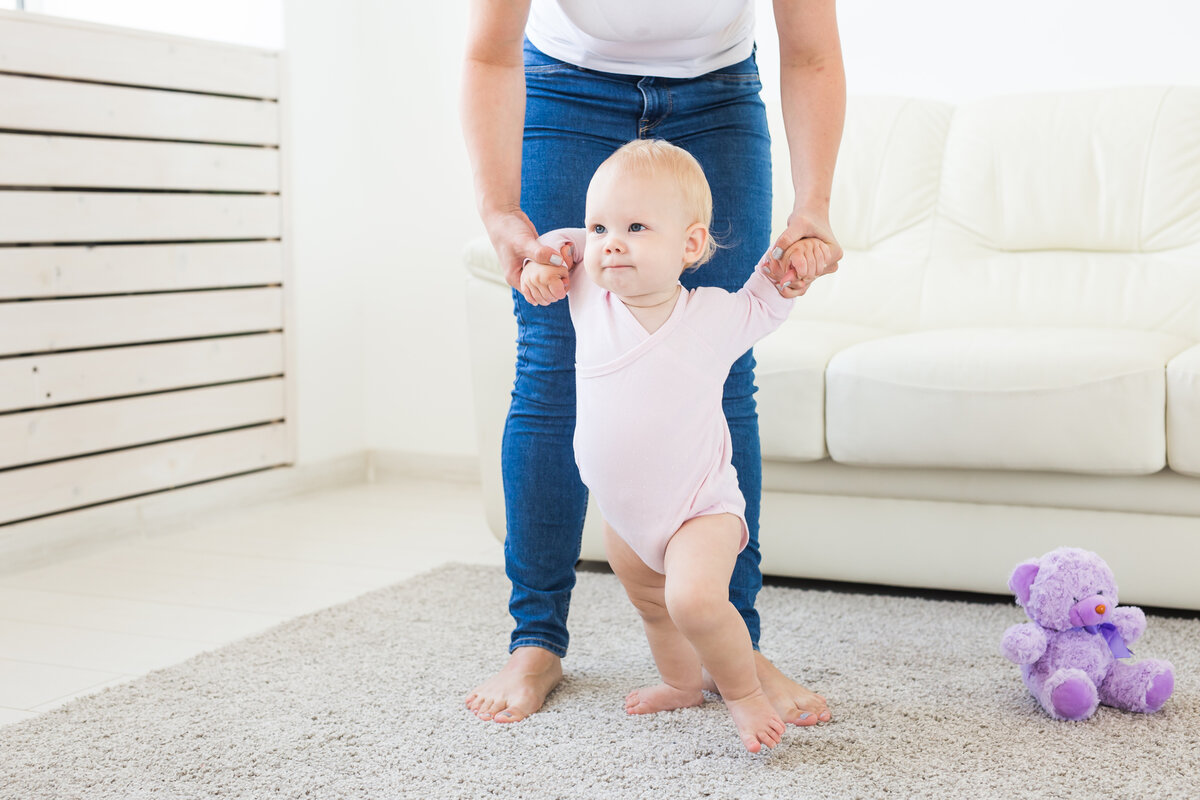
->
[0, 450, 482, 575]
[366, 450, 480, 484]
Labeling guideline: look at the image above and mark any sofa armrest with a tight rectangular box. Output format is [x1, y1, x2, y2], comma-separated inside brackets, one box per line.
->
[464, 237, 508, 288]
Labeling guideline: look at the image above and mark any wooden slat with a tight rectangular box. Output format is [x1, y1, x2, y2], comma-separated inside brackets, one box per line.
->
[0, 74, 278, 145]
[0, 288, 283, 356]
[0, 378, 285, 469]
[0, 10, 278, 98]
[0, 423, 289, 526]
[0, 242, 283, 300]
[0, 192, 280, 244]
[0, 334, 284, 413]
[0, 133, 279, 192]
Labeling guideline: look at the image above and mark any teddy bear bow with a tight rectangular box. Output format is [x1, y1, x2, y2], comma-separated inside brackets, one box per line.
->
[1074, 622, 1132, 658]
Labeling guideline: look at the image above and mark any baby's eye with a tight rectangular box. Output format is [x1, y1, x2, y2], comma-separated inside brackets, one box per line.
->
[590, 224, 606, 235]
[629, 223, 646, 232]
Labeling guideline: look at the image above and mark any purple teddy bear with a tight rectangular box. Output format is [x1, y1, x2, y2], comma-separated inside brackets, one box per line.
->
[1000, 547, 1174, 721]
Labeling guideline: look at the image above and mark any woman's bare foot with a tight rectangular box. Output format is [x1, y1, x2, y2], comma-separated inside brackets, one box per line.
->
[754, 651, 831, 726]
[704, 651, 831, 726]
[624, 683, 705, 715]
[725, 687, 786, 753]
[465, 646, 563, 723]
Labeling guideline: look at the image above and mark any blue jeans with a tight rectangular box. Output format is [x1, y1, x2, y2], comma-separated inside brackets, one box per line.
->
[502, 40, 773, 657]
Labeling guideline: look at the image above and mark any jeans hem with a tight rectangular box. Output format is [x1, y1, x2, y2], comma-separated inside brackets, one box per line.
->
[510, 638, 568, 659]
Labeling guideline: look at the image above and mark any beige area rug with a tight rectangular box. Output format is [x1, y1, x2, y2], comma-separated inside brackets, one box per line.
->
[1, 563, 1197, 799]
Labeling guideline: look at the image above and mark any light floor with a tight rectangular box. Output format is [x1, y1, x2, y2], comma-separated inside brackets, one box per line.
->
[0, 477, 504, 728]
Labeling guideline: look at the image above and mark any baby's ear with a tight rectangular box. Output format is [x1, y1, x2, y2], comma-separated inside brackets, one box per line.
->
[1009, 560, 1040, 607]
[683, 223, 710, 265]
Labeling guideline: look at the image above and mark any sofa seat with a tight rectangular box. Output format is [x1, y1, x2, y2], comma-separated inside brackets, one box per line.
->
[753, 319, 890, 461]
[1168, 343, 1200, 476]
[825, 327, 1190, 474]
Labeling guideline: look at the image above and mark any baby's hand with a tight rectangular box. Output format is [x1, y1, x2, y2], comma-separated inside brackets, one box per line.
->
[520, 260, 570, 306]
[519, 232, 578, 306]
[772, 238, 832, 299]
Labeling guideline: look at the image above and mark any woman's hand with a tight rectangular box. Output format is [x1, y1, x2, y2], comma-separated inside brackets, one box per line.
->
[484, 208, 570, 292]
[758, 210, 843, 293]
[771, 237, 832, 299]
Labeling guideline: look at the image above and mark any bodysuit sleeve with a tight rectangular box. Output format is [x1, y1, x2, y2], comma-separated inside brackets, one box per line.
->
[695, 269, 794, 363]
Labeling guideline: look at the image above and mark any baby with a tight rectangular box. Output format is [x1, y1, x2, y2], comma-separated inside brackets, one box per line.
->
[521, 139, 829, 753]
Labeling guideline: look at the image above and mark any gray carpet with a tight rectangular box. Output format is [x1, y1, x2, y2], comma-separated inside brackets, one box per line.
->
[1, 563, 1198, 800]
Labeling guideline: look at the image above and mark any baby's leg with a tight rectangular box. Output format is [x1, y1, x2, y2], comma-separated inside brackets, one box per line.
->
[602, 522, 706, 714]
[664, 514, 785, 753]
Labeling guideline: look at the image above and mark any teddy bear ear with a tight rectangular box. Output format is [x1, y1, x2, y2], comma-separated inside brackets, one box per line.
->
[1009, 560, 1040, 606]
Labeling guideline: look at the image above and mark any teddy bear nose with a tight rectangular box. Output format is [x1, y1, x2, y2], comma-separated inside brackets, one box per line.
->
[1096, 604, 1106, 615]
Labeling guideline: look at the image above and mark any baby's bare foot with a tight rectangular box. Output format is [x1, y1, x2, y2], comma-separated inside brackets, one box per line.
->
[725, 687, 786, 753]
[465, 647, 562, 723]
[624, 683, 705, 715]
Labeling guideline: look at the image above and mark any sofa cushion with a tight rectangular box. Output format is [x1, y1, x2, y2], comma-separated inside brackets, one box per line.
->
[755, 320, 889, 462]
[1167, 343, 1200, 477]
[923, 87, 1200, 340]
[936, 87, 1200, 254]
[825, 328, 1191, 475]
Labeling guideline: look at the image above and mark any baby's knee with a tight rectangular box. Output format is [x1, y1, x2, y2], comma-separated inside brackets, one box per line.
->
[629, 594, 670, 626]
[665, 584, 725, 633]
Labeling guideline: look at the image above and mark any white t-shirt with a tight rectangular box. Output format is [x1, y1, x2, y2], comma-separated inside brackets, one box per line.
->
[526, 0, 755, 79]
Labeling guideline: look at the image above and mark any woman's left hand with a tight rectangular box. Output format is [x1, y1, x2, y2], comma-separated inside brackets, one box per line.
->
[759, 210, 843, 292]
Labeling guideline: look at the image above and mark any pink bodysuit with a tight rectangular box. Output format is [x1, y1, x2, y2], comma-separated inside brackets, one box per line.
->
[569, 267, 793, 573]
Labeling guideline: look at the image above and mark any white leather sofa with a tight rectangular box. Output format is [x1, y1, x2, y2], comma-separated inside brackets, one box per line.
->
[464, 87, 1200, 610]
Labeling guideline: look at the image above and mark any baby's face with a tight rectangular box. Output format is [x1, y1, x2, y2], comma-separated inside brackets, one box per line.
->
[583, 165, 704, 302]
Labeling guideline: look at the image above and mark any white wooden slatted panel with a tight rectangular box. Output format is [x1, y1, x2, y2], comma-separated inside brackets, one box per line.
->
[0, 133, 279, 192]
[0, 13, 290, 532]
[0, 334, 284, 413]
[0, 425, 289, 526]
[0, 242, 284, 300]
[0, 10, 278, 98]
[0, 289, 283, 356]
[2, 379, 285, 469]
[0, 192, 280, 244]
[0, 74, 278, 144]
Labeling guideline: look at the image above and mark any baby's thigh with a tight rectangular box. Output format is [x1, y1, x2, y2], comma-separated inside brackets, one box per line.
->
[663, 513, 743, 590]
[602, 521, 666, 613]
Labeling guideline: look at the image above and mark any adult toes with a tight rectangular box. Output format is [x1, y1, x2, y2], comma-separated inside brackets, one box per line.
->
[493, 706, 527, 724]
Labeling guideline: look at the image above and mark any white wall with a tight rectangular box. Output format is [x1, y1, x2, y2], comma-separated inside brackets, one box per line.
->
[354, 0, 481, 459]
[281, 1, 373, 465]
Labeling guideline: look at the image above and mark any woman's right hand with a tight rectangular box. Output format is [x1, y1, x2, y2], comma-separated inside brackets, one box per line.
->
[485, 209, 570, 295]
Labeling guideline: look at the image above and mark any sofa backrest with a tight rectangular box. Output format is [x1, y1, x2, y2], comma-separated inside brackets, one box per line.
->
[796, 87, 1200, 339]
[793, 96, 952, 331]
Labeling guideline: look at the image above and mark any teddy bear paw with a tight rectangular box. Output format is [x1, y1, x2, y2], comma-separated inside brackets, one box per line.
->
[1145, 669, 1174, 713]
[1045, 670, 1099, 721]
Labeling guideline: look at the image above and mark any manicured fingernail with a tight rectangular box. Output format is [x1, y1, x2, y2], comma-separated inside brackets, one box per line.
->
[550, 254, 564, 266]
[772, 247, 784, 259]
[783, 281, 792, 288]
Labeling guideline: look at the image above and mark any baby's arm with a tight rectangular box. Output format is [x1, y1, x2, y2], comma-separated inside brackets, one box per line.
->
[519, 228, 586, 306]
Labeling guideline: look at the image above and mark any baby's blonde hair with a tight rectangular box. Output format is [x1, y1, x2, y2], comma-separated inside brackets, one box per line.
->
[594, 139, 718, 268]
